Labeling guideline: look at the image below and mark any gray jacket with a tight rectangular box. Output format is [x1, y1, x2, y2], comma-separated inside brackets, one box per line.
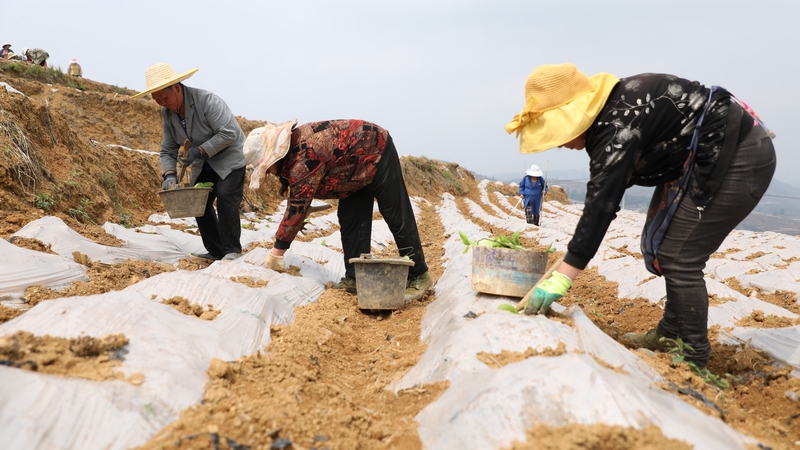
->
[159, 85, 247, 185]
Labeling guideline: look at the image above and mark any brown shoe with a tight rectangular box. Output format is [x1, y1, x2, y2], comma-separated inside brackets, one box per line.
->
[404, 272, 433, 302]
[623, 329, 676, 352]
[334, 276, 357, 294]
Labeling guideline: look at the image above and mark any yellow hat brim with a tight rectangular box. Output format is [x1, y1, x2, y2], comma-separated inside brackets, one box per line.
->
[131, 68, 198, 99]
[508, 72, 619, 154]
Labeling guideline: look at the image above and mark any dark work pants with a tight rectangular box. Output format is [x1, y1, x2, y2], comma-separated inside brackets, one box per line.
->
[195, 166, 245, 257]
[655, 124, 775, 366]
[338, 137, 428, 279]
[525, 205, 540, 226]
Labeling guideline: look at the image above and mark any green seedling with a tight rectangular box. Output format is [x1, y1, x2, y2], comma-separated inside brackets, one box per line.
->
[460, 230, 525, 253]
[546, 243, 557, 253]
[242, 223, 250, 229]
[194, 182, 214, 188]
[459, 231, 478, 254]
[497, 304, 520, 314]
[666, 338, 739, 390]
[321, 239, 327, 247]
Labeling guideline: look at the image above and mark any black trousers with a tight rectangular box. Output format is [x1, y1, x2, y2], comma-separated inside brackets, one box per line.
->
[195, 166, 245, 257]
[338, 137, 428, 279]
[656, 124, 775, 366]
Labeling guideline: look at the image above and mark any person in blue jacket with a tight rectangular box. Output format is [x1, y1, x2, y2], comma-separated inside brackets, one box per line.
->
[518, 164, 548, 225]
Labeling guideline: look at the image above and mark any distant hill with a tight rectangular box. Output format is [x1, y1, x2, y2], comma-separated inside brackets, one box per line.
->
[484, 170, 800, 236]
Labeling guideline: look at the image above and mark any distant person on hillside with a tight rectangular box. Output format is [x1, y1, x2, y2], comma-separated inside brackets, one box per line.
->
[20, 48, 49, 67]
[518, 164, 548, 226]
[255, 119, 433, 302]
[132, 63, 247, 262]
[1, 43, 13, 59]
[67, 58, 82, 77]
[505, 63, 776, 368]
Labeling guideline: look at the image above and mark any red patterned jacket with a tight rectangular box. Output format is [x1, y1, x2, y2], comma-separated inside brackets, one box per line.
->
[274, 120, 389, 249]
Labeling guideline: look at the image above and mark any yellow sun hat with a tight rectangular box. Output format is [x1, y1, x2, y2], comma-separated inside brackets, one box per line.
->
[505, 63, 619, 153]
[131, 63, 198, 99]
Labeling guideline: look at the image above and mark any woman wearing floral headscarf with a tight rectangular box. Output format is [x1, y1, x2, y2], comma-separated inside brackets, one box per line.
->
[505, 63, 776, 368]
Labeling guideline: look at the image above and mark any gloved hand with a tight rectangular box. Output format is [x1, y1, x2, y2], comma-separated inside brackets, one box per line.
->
[180, 147, 204, 165]
[266, 252, 286, 272]
[524, 271, 572, 315]
[162, 174, 178, 190]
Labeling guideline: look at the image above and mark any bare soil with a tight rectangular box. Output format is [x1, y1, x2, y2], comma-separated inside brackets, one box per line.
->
[1, 60, 799, 450]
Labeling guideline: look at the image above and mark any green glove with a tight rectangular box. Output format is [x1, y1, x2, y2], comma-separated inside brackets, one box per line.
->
[524, 272, 572, 315]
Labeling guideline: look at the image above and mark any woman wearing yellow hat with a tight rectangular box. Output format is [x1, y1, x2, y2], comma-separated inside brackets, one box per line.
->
[506, 63, 776, 368]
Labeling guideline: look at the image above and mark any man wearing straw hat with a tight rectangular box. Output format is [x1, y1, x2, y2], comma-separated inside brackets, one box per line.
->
[505, 63, 775, 368]
[132, 63, 247, 261]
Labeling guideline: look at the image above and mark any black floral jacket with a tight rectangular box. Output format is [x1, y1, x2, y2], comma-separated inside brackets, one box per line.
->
[565, 73, 734, 270]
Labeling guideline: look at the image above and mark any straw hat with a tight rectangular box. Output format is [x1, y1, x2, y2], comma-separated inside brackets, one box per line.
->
[505, 63, 619, 153]
[131, 63, 198, 99]
[2, 43, 10, 48]
[525, 164, 543, 177]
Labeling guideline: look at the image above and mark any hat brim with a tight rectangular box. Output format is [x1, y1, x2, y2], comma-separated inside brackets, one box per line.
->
[131, 68, 198, 99]
[510, 73, 619, 154]
[525, 170, 543, 177]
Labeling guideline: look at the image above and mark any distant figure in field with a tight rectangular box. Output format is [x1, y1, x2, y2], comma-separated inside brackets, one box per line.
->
[67, 58, 82, 77]
[518, 164, 548, 226]
[1, 43, 13, 59]
[20, 48, 49, 67]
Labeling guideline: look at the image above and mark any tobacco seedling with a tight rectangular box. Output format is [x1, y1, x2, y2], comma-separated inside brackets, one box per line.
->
[497, 303, 520, 314]
[666, 338, 738, 390]
[459, 230, 525, 254]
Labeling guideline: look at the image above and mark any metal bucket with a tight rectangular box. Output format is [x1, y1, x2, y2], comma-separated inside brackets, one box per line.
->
[350, 255, 415, 310]
[158, 187, 211, 219]
[471, 246, 548, 297]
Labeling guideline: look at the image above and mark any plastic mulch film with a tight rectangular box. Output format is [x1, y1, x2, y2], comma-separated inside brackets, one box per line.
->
[397, 192, 758, 449]
[719, 325, 800, 373]
[13, 216, 186, 264]
[0, 238, 88, 305]
[0, 291, 290, 449]
[415, 353, 755, 449]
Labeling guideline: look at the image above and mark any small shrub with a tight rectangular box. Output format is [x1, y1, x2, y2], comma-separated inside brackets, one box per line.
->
[26, 64, 44, 78]
[35, 192, 55, 210]
[9, 63, 22, 73]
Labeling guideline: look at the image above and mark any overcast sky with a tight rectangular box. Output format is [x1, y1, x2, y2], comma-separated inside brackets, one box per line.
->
[5, 0, 798, 185]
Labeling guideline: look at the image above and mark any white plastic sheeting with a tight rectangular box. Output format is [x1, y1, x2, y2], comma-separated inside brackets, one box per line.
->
[0, 250, 328, 449]
[2, 179, 799, 449]
[719, 325, 800, 373]
[0, 292, 268, 449]
[475, 185, 800, 363]
[0, 365, 173, 450]
[402, 192, 762, 449]
[13, 216, 187, 264]
[0, 198, 427, 449]
[416, 354, 754, 450]
[0, 238, 88, 305]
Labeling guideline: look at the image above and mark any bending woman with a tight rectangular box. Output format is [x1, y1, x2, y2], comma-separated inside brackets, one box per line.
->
[262, 119, 433, 302]
[505, 63, 775, 367]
